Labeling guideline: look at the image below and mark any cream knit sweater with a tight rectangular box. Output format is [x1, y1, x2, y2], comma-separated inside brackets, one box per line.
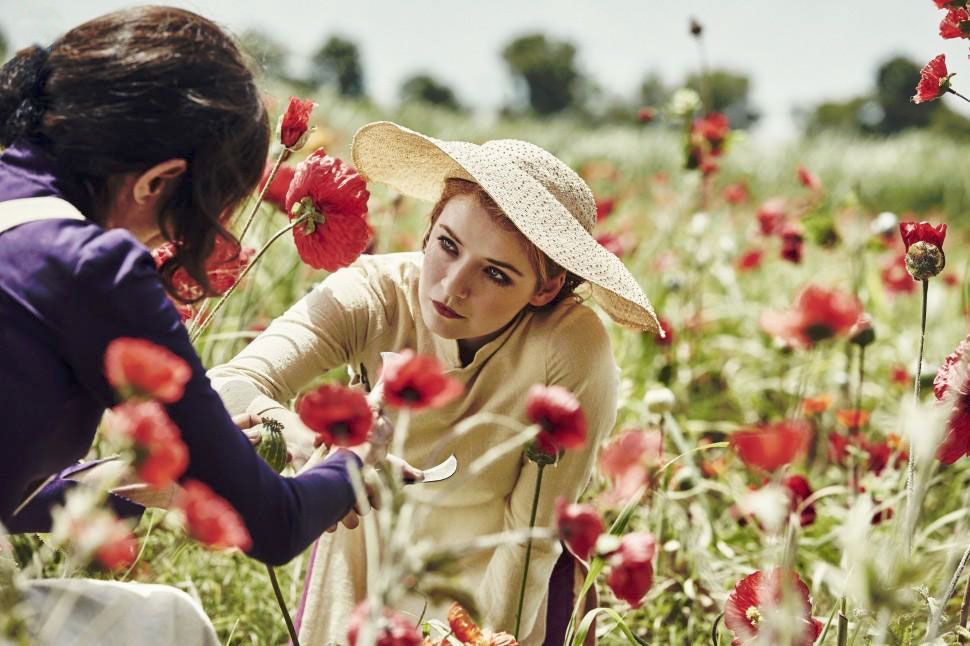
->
[208, 252, 618, 645]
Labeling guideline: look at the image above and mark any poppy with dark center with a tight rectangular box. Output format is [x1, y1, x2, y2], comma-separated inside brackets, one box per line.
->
[730, 420, 811, 472]
[724, 568, 822, 646]
[526, 384, 588, 457]
[779, 223, 805, 264]
[297, 384, 373, 448]
[760, 285, 863, 349]
[692, 112, 730, 154]
[381, 350, 463, 410]
[285, 149, 373, 271]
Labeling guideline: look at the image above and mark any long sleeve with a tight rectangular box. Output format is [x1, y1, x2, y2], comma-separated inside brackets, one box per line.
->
[477, 308, 619, 640]
[60, 230, 360, 565]
[208, 257, 397, 418]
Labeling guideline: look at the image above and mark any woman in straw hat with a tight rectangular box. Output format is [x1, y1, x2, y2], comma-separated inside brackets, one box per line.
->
[209, 121, 660, 644]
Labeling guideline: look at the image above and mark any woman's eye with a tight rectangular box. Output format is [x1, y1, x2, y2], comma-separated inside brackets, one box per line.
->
[485, 267, 511, 285]
[437, 235, 457, 254]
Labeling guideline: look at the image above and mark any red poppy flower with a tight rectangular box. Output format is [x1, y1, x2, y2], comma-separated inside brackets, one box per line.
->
[556, 497, 604, 561]
[760, 285, 863, 349]
[380, 350, 463, 410]
[731, 420, 811, 472]
[297, 384, 373, 448]
[780, 223, 804, 264]
[446, 603, 518, 646]
[940, 8, 970, 38]
[95, 531, 139, 571]
[177, 480, 252, 551]
[595, 197, 616, 221]
[606, 532, 656, 608]
[724, 182, 749, 205]
[891, 364, 910, 386]
[692, 112, 730, 154]
[784, 474, 816, 527]
[279, 96, 316, 149]
[153, 236, 254, 300]
[259, 162, 296, 211]
[756, 199, 787, 236]
[900, 221, 947, 251]
[936, 335, 970, 400]
[599, 429, 664, 503]
[835, 409, 870, 431]
[796, 166, 823, 192]
[934, 335, 970, 464]
[285, 149, 373, 271]
[724, 568, 822, 646]
[802, 394, 832, 416]
[736, 249, 764, 272]
[346, 602, 423, 646]
[107, 401, 189, 487]
[935, 0, 965, 8]
[637, 106, 656, 123]
[881, 254, 917, 295]
[526, 384, 588, 455]
[104, 337, 191, 403]
[913, 55, 954, 104]
[596, 232, 627, 257]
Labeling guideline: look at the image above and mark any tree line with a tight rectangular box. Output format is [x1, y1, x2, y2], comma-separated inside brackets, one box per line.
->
[3, 25, 968, 137]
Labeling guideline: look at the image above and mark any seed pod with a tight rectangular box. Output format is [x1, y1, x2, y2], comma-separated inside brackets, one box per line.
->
[255, 418, 287, 473]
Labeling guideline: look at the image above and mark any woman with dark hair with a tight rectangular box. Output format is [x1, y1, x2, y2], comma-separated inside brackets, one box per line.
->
[0, 7, 367, 639]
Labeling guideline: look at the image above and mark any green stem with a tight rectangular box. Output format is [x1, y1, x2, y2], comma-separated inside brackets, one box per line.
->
[266, 564, 300, 646]
[904, 279, 929, 554]
[837, 596, 848, 646]
[513, 463, 545, 640]
[239, 149, 290, 243]
[854, 345, 866, 431]
[948, 87, 970, 105]
[960, 570, 970, 644]
[189, 214, 307, 344]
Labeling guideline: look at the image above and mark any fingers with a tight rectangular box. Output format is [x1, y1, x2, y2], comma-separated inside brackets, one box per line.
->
[341, 511, 360, 530]
[232, 412, 260, 430]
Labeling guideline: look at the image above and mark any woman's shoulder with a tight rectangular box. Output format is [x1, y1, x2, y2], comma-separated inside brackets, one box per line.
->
[526, 298, 617, 377]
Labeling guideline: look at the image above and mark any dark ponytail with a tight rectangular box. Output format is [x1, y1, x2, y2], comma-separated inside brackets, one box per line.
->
[0, 46, 52, 146]
[0, 7, 270, 302]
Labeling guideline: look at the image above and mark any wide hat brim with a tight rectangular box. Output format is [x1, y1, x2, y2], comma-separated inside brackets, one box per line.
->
[351, 121, 660, 334]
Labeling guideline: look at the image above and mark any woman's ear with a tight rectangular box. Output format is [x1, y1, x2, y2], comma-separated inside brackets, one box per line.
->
[528, 273, 567, 307]
[132, 158, 187, 206]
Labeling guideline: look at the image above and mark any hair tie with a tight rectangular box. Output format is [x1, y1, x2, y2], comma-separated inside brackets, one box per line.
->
[4, 45, 53, 141]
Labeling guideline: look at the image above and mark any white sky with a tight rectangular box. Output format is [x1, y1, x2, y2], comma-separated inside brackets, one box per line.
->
[3, 0, 969, 141]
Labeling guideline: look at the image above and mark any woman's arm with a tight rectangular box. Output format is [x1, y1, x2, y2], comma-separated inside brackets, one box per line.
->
[63, 231, 361, 565]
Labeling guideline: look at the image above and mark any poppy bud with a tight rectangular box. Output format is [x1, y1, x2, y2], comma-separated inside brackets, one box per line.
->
[849, 315, 876, 348]
[905, 240, 945, 280]
[689, 18, 703, 36]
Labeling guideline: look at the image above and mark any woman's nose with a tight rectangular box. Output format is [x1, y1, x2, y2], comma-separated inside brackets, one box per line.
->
[443, 263, 471, 301]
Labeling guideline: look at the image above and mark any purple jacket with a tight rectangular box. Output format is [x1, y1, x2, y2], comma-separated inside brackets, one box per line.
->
[0, 139, 358, 565]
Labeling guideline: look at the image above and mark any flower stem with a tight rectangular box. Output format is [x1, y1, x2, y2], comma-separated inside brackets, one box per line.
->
[948, 87, 970, 104]
[904, 279, 929, 554]
[266, 564, 300, 646]
[514, 463, 546, 640]
[190, 215, 307, 344]
[960, 571, 970, 644]
[854, 345, 866, 431]
[239, 149, 290, 243]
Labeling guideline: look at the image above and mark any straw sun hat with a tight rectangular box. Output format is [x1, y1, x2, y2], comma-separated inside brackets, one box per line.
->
[351, 121, 660, 334]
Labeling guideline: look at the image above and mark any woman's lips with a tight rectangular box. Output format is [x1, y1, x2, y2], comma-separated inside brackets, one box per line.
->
[432, 300, 464, 319]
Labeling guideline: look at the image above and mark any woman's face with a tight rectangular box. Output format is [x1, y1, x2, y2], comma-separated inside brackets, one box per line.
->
[419, 193, 558, 349]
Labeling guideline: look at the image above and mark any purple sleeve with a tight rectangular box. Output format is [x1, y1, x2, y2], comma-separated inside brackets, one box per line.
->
[62, 230, 359, 565]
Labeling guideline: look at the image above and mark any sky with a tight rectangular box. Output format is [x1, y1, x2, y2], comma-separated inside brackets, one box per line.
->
[3, 0, 969, 142]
